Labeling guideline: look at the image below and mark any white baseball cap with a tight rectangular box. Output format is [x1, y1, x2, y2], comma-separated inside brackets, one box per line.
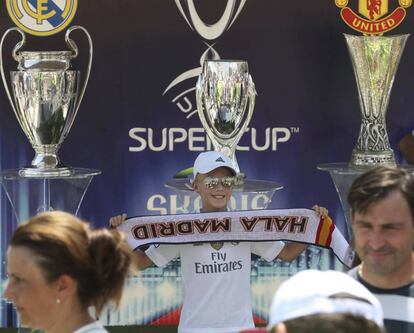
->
[268, 270, 384, 329]
[193, 151, 237, 178]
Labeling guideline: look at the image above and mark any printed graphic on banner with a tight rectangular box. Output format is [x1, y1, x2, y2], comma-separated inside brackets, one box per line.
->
[174, 0, 247, 41]
[334, 0, 412, 34]
[6, 0, 77, 36]
[163, 0, 247, 119]
[128, 127, 298, 153]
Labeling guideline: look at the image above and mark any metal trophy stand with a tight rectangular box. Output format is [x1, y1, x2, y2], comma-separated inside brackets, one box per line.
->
[0, 168, 101, 223]
[165, 178, 283, 212]
[318, 163, 414, 241]
[0, 168, 101, 329]
[317, 163, 372, 241]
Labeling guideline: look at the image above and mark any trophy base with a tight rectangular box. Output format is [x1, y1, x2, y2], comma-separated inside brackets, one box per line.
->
[350, 150, 396, 166]
[165, 178, 283, 212]
[235, 172, 246, 186]
[19, 166, 73, 178]
[165, 178, 283, 192]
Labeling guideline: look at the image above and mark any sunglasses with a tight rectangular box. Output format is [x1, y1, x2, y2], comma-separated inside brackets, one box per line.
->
[202, 176, 236, 189]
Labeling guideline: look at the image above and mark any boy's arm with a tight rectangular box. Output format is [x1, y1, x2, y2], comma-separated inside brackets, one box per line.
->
[133, 249, 155, 270]
[276, 205, 328, 262]
[110, 214, 155, 270]
[277, 242, 308, 262]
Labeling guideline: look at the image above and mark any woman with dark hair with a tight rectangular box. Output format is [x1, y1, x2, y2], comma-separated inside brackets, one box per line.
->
[3, 211, 132, 333]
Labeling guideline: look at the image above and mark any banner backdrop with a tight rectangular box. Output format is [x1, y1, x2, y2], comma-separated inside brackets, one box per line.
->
[0, 0, 413, 328]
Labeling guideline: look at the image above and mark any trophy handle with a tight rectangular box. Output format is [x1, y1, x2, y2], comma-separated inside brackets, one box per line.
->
[195, 75, 210, 137]
[0, 28, 26, 127]
[245, 74, 256, 133]
[228, 74, 256, 168]
[229, 74, 256, 148]
[65, 25, 93, 126]
[195, 74, 222, 149]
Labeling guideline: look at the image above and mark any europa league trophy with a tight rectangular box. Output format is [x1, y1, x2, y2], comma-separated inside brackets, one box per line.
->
[0, 25, 93, 177]
[318, 33, 410, 239]
[346, 34, 409, 166]
[196, 60, 256, 174]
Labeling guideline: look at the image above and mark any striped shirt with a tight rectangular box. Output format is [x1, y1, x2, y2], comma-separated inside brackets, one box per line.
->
[348, 266, 414, 333]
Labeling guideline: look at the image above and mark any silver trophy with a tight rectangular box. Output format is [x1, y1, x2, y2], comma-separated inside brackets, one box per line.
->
[345, 34, 409, 166]
[0, 26, 93, 176]
[196, 60, 256, 173]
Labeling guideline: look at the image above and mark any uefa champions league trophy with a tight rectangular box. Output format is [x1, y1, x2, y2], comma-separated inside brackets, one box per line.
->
[346, 33, 409, 166]
[196, 60, 256, 174]
[0, 26, 93, 177]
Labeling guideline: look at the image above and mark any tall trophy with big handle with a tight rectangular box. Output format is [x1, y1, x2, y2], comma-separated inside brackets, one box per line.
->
[0, 25, 93, 177]
[196, 59, 256, 175]
[346, 33, 409, 166]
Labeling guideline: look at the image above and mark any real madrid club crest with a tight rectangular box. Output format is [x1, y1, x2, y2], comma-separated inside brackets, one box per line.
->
[335, 0, 412, 34]
[6, 0, 77, 36]
[210, 242, 224, 251]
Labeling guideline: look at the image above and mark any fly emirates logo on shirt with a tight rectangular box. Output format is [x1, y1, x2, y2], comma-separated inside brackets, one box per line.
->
[194, 249, 243, 274]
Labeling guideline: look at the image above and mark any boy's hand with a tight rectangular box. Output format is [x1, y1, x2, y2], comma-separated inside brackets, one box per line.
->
[109, 213, 127, 227]
[312, 205, 328, 218]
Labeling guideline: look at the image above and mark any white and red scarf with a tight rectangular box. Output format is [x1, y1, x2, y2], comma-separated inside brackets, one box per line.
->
[117, 208, 354, 267]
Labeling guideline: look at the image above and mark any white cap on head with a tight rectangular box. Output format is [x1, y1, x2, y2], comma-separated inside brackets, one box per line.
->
[193, 151, 237, 179]
[268, 270, 384, 330]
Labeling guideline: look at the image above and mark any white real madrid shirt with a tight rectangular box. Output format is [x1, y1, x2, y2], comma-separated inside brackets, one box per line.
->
[73, 321, 108, 333]
[146, 241, 284, 333]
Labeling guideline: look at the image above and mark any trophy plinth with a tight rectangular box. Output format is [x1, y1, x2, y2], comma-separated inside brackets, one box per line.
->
[318, 163, 414, 240]
[165, 178, 283, 213]
[0, 168, 101, 222]
[0, 26, 93, 177]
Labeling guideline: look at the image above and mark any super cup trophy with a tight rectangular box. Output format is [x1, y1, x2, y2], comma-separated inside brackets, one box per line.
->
[0, 26, 93, 176]
[196, 60, 256, 174]
[346, 33, 409, 166]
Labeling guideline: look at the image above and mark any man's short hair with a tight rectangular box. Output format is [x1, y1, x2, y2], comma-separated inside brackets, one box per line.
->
[347, 166, 414, 220]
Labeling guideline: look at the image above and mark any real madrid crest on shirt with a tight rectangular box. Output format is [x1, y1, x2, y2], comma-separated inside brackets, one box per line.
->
[6, 0, 77, 36]
[334, 0, 412, 34]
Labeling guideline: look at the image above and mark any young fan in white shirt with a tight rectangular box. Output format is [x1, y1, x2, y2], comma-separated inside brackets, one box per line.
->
[111, 151, 328, 333]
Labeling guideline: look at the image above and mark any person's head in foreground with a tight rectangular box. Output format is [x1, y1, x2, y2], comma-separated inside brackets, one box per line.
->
[192, 150, 237, 212]
[3, 211, 132, 333]
[348, 166, 414, 288]
[267, 270, 385, 333]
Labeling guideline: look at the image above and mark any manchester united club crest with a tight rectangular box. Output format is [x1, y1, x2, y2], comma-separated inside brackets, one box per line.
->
[335, 0, 412, 34]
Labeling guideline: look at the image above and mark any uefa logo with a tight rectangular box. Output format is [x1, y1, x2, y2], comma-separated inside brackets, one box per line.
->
[163, 0, 247, 117]
[175, 0, 247, 41]
[6, 0, 78, 36]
